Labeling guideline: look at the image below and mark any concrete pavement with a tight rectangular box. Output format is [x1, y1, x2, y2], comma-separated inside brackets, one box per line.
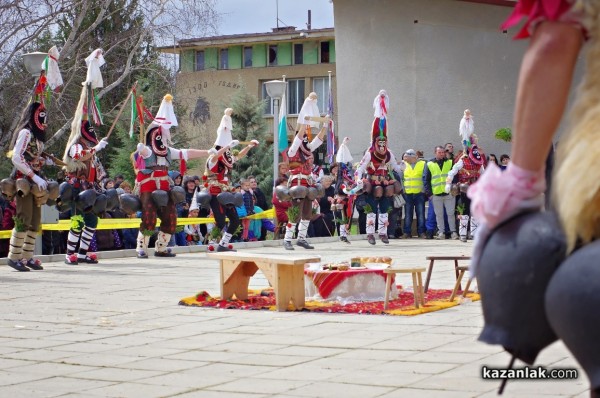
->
[0, 237, 589, 397]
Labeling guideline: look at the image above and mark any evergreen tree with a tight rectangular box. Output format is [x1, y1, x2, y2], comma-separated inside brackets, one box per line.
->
[228, 86, 274, 198]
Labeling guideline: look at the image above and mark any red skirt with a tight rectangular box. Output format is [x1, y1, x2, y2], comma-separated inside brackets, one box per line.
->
[502, 0, 583, 39]
[136, 170, 170, 193]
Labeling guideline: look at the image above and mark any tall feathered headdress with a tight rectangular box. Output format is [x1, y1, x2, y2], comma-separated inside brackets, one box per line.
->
[63, 49, 106, 169]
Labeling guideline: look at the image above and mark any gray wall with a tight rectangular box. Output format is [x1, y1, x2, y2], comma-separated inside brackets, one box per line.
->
[333, 0, 582, 161]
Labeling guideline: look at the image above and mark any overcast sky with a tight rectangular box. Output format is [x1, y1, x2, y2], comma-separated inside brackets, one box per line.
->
[214, 0, 334, 35]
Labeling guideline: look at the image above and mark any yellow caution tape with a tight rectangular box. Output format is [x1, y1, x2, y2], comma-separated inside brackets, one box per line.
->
[0, 208, 276, 238]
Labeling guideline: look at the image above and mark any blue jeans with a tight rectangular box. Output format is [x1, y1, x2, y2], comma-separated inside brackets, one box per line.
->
[174, 230, 187, 246]
[365, 195, 391, 213]
[404, 193, 426, 235]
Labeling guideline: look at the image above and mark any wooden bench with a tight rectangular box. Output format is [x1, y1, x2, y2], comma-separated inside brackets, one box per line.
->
[384, 267, 426, 309]
[207, 252, 320, 312]
[424, 255, 471, 293]
[449, 266, 474, 302]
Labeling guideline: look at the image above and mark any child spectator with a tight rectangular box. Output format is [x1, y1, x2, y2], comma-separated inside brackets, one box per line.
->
[240, 178, 254, 241]
[119, 181, 133, 194]
[184, 194, 203, 245]
[122, 212, 139, 250]
[272, 177, 292, 239]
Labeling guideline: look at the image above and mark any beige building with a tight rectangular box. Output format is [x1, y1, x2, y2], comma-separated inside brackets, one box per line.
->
[331, 0, 583, 161]
[161, 27, 337, 169]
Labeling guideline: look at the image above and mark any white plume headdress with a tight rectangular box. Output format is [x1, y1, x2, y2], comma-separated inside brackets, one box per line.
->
[214, 108, 233, 147]
[297, 92, 320, 128]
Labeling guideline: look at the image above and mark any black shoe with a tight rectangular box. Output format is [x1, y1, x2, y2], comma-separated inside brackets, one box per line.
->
[216, 245, 236, 252]
[379, 234, 389, 244]
[7, 259, 29, 272]
[340, 236, 351, 244]
[367, 234, 376, 245]
[154, 249, 177, 257]
[297, 239, 314, 249]
[425, 232, 434, 240]
[25, 259, 44, 270]
[283, 240, 295, 250]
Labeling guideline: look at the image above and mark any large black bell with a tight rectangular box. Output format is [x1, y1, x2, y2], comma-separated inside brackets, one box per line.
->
[232, 192, 243, 208]
[546, 240, 600, 391]
[76, 189, 97, 213]
[216, 192, 234, 206]
[151, 190, 169, 208]
[105, 188, 119, 211]
[92, 193, 107, 216]
[477, 211, 566, 365]
[119, 194, 141, 215]
[196, 189, 211, 209]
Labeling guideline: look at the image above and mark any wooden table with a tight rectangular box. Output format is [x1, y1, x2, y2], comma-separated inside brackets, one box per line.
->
[207, 252, 320, 312]
[384, 267, 426, 309]
[423, 255, 471, 293]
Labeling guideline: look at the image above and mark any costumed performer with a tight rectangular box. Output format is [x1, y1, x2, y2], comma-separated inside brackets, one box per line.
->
[197, 108, 259, 252]
[353, 90, 404, 245]
[465, 1, 600, 395]
[1, 46, 63, 271]
[277, 109, 329, 250]
[333, 137, 355, 243]
[61, 49, 111, 265]
[453, 135, 485, 242]
[134, 94, 210, 258]
[459, 109, 474, 154]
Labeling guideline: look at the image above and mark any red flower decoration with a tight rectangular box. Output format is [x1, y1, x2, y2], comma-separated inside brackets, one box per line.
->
[204, 183, 209, 188]
[228, 244, 233, 249]
[208, 245, 215, 251]
[202, 175, 207, 181]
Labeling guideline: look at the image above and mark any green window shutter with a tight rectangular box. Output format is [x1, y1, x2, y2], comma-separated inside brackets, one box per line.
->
[329, 40, 336, 63]
[205, 48, 218, 70]
[277, 42, 292, 66]
[181, 50, 194, 72]
[303, 41, 318, 65]
[229, 45, 242, 69]
[252, 44, 267, 67]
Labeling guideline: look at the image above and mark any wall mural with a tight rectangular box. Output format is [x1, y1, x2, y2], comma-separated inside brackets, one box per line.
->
[190, 96, 211, 126]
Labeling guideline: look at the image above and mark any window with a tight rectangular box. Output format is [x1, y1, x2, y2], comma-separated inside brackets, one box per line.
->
[287, 79, 305, 114]
[312, 77, 330, 114]
[294, 43, 303, 65]
[268, 45, 278, 66]
[261, 82, 274, 115]
[320, 41, 330, 63]
[195, 50, 205, 71]
[219, 48, 228, 69]
[243, 46, 252, 68]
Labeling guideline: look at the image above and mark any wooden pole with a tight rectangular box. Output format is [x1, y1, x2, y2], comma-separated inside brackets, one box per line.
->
[104, 81, 138, 140]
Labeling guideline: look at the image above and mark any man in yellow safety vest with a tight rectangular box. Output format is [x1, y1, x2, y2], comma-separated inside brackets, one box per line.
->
[401, 149, 427, 239]
[424, 146, 458, 240]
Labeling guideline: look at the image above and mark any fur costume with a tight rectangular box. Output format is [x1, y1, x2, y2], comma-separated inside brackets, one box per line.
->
[554, 0, 600, 252]
[61, 49, 109, 265]
[4, 47, 63, 272]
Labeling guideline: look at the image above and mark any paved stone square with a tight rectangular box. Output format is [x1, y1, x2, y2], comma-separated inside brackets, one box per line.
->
[0, 237, 589, 397]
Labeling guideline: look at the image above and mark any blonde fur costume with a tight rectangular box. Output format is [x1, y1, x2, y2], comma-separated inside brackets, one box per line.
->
[554, 0, 600, 252]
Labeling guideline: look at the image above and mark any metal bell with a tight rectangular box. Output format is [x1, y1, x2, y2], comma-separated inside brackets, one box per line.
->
[477, 211, 566, 365]
[119, 193, 141, 215]
[151, 190, 169, 208]
[546, 240, 600, 391]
